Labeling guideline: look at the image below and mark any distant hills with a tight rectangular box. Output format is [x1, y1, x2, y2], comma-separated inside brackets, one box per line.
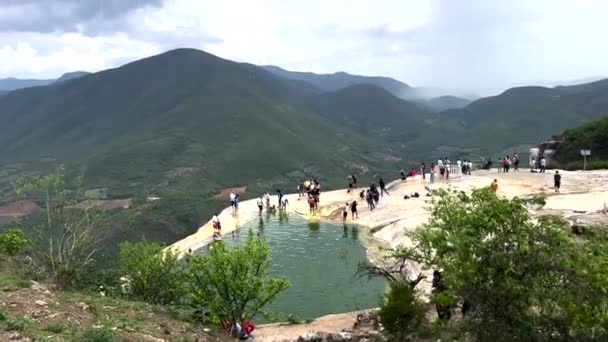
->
[0, 71, 90, 91]
[262, 65, 412, 99]
[309, 84, 435, 143]
[426, 95, 472, 112]
[441, 80, 608, 155]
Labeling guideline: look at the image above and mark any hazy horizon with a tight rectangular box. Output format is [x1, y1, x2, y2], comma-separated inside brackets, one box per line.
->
[1, 0, 607, 96]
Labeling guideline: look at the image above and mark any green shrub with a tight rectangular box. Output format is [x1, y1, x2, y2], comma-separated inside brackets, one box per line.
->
[523, 193, 546, 207]
[80, 327, 118, 342]
[188, 230, 289, 325]
[4, 317, 32, 331]
[43, 322, 66, 333]
[379, 283, 425, 342]
[0, 228, 28, 256]
[119, 242, 187, 305]
[0, 308, 8, 322]
[557, 159, 608, 171]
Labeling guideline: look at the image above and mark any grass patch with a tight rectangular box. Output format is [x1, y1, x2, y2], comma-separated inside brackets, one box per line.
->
[3, 317, 32, 331]
[79, 326, 119, 342]
[43, 322, 67, 334]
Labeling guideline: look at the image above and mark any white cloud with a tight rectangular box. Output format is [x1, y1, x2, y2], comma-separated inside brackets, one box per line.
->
[0, 0, 607, 95]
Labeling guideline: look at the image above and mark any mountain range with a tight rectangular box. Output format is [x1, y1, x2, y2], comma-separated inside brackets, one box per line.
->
[0, 71, 90, 91]
[1, 47, 608, 248]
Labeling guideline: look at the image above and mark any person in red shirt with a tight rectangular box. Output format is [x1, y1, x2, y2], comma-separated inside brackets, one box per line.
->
[410, 167, 417, 177]
[243, 319, 255, 338]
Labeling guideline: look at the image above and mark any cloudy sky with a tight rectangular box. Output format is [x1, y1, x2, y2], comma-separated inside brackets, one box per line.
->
[0, 0, 607, 95]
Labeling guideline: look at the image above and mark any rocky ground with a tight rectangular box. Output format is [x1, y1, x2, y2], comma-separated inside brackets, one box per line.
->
[0, 257, 228, 342]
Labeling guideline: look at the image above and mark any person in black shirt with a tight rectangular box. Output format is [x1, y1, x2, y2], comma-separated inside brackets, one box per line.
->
[554, 170, 561, 193]
[379, 178, 389, 196]
[350, 200, 358, 219]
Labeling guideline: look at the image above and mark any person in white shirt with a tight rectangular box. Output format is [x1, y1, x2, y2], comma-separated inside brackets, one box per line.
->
[438, 159, 444, 178]
[212, 213, 221, 232]
[257, 197, 264, 214]
[229, 192, 236, 212]
[540, 157, 547, 173]
[264, 192, 271, 209]
[280, 195, 289, 210]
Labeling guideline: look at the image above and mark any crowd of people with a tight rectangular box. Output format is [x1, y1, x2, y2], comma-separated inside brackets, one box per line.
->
[496, 153, 520, 172]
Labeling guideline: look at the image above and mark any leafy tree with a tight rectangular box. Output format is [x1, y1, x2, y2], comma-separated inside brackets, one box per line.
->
[119, 241, 187, 305]
[378, 282, 425, 342]
[187, 230, 289, 325]
[0, 227, 28, 256]
[13, 166, 115, 288]
[391, 187, 608, 341]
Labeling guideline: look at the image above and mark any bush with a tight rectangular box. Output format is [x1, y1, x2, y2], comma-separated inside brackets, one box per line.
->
[394, 188, 608, 340]
[119, 242, 187, 305]
[188, 230, 289, 325]
[3, 317, 32, 332]
[80, 327, 118, 342]
[0, 228, 28, 256]
[0, 309, 8, 322]
[379, 283, 425, 342]
[557, 159, 608, 171]
[43, 322, 66, 333]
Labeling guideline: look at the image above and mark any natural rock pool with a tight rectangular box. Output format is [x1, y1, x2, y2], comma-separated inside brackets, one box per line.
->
[210, 212, 386, 321]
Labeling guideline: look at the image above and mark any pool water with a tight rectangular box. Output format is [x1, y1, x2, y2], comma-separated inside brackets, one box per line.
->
[217, 212, 386, 320]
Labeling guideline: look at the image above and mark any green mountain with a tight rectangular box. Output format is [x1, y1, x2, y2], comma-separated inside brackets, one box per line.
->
[53, 71, 91, 83]
[309, 84, 435, 143]
[0, 71, 90, 91]
[441, 80, 608, 157]
[262, 65, 412, 98]
[0, 49, 402, 249]
[0, 77, 50, 91]
[425, 95, 472, 112]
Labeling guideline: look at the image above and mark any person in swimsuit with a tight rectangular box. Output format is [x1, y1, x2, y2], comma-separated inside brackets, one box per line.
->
[342, 202, 349, 222]
[308, 195, 316, 215]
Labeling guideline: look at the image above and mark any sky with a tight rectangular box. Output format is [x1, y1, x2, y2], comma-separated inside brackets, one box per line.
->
[0, 0, 607, 96]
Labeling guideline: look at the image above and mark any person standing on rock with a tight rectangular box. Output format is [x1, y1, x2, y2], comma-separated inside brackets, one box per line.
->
[276, 189, 283, 208]
[280, 195, 289, 210]
[257, 196, 264, 215]
[420, 162, 426, 180]
[379, 178, 389, 197]
[212, 213, 221, 234]
[366, 190, 375, 211]
[350, 200, 358, 219]
[514, 153, 520, 171]
[352, 174, 358, 189]
[229, 192, 236, 213]
[298, 181, 305, 200]
[264, 192, 271, 210]
[438, 158, 444, 178]
[430, 163, 436, 184]
[308, 194, 316, 215]
[234, 194, 240, 215]
[491, 179, 498, 193]
[343, 202, 349, 222]
[347, 175, 354, 193]
[554, 170, 561, 193]
[541, 157, 547, 173]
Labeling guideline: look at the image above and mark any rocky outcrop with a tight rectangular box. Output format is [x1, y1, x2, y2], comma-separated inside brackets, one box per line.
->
[291, 311, 385, 342]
